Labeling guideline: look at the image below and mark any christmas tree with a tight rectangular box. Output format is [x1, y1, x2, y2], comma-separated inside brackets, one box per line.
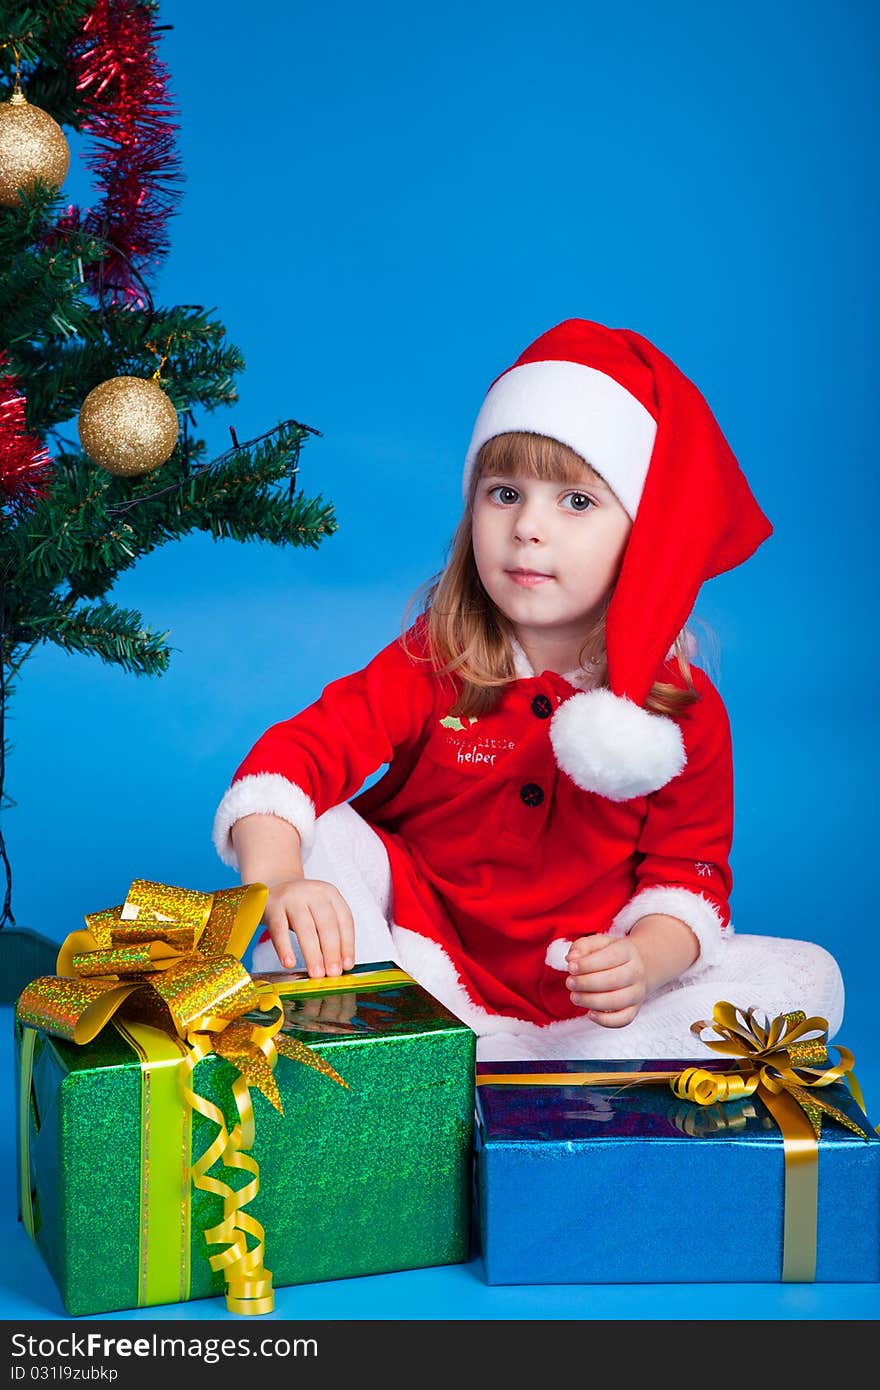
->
[0, 1, 336, 998]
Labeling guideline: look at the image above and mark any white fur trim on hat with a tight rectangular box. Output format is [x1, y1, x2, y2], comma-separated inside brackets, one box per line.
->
[607, 885, 732, 978]
[212, 773, 317, 870]
[463, 359, 657, 518]
[549, 688, 686, 801]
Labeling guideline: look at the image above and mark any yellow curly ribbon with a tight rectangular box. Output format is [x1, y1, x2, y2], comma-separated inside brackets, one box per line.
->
[477, 1000, 878, 1282]
[184, 1030, 273, 1315]
[15, 880, 349, 1316]
[180, 978, 350, 1316]
[670, 1066, 758, 1105]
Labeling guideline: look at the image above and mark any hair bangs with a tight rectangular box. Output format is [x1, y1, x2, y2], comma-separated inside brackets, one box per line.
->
[473, 431, 603, 497]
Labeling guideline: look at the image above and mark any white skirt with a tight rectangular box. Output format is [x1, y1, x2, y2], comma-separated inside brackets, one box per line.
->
[250, 802, 845, 1062]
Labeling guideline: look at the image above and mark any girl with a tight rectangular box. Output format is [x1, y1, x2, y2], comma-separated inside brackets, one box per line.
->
[212, 319, 843, 1060]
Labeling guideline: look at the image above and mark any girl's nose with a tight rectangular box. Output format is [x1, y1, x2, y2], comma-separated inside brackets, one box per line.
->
[513, 502, 546, 543]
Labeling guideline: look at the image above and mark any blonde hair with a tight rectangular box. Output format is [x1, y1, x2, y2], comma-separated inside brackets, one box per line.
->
[401, 431, 701, 718]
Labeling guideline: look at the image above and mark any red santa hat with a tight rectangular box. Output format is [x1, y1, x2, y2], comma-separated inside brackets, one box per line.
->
[463, 318, 773, 802]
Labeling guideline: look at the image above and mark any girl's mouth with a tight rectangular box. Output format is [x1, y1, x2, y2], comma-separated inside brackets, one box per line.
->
[506, 569, 554, 587]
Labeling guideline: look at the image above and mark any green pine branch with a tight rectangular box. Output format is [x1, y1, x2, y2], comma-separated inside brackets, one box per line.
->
[9, 302, 246, 432]
[8, 591, 171, 676]
[0, 186, 102, 354]
[1, 420, 336, 660]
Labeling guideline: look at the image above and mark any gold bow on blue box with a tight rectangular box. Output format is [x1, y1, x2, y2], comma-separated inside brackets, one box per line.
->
[478, 1001, 878, 1281]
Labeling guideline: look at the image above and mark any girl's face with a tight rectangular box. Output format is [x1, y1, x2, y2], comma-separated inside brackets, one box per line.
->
[471, 462, 632, 651]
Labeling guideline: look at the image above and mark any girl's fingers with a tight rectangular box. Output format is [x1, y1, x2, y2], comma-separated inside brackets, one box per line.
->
[586, 1005, 640, 1029]
[569, 984, 642, 1012]
[290, 910, 324, 978]
[267, 912, 298, 970]
[567, 937, 630, 973]
[264, 884, 352, 977]
[307, 896, 343, 977]
[565, 934, 604, 964]
[335, 893, 356, 971]
[566, 961, 639, 993]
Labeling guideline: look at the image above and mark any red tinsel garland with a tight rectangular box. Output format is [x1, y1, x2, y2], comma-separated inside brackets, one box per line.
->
[65, 0, 184, 307]
[0, 355, 53, 513]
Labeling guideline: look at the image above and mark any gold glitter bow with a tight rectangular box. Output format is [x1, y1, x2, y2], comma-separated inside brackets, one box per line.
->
[478, 1000, 878, 1282]
[15, 879, 348, 1316]
[671, 1001, 869, 1129]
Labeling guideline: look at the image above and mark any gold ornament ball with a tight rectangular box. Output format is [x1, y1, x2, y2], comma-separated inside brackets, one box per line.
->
[0, 91, 70, 207]
[78, 376, 180, 476]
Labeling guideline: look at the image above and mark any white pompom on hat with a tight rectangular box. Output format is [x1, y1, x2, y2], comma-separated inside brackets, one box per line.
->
[464, 319, 773, 801]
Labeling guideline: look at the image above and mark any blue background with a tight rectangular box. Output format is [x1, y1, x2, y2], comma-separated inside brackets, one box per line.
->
[3, 0, 879, 1320]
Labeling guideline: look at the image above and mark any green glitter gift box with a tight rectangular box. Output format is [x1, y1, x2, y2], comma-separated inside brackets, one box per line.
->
[15, 961, 476, 1317]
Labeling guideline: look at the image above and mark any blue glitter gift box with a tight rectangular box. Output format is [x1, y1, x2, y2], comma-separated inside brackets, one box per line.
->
[475, 1057, 880, 1283]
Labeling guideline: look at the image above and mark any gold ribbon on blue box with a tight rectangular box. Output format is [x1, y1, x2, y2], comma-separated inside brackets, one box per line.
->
[478, 1001, 878, 1282]
[15, 879, 355, 1316]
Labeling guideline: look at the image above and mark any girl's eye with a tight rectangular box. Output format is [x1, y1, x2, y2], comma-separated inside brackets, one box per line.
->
[563, 492, 595, 512]
[488, 485, 520, 504]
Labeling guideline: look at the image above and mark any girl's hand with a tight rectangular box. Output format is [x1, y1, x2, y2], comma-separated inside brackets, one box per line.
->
[262, 879, 355, 978]
[565, 934, 648, 1027]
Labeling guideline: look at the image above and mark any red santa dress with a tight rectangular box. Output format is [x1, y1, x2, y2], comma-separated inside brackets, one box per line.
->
[213, 618, 741, 1023]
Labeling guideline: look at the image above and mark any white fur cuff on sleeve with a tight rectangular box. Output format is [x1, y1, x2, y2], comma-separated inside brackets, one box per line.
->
[607, 885, 732, 978]
[211, 773, 317, 871]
